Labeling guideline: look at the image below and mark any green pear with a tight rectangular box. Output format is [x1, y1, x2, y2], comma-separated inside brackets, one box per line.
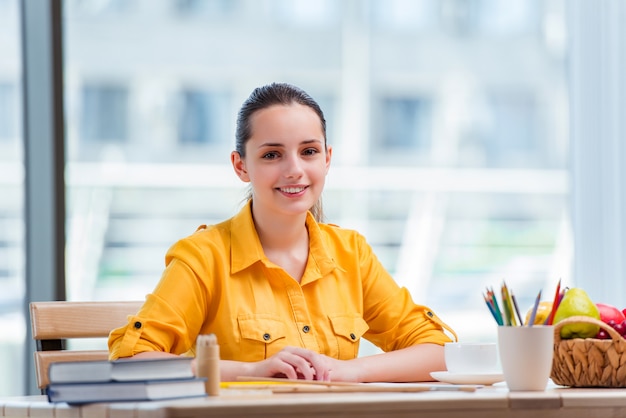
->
[553, 288, 600, 338]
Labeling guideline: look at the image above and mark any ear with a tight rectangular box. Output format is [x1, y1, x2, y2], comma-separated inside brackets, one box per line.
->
[324, 145, 332, 175]
[231, 151, 250, 182]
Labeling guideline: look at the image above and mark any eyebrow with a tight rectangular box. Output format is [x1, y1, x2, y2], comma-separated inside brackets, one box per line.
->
[257, 139, 322, 148]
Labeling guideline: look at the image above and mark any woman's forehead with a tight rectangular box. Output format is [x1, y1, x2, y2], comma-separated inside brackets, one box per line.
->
[248, 104, 324, 140]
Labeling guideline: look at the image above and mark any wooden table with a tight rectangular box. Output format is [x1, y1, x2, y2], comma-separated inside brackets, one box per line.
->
[3, 385, 626, 418]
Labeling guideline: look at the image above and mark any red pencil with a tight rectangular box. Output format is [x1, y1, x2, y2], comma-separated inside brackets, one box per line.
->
[546, 279, 562, 325]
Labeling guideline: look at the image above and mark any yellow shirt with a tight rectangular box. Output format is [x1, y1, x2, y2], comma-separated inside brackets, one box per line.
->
[108, 201, 454, 361]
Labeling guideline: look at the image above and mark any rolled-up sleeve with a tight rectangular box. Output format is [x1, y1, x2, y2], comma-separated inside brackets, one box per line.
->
[108, 238, 213, 360]
[356, 233, 455, 350]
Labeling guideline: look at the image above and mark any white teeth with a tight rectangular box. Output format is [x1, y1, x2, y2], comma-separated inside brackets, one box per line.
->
[281, 187, 305, 193]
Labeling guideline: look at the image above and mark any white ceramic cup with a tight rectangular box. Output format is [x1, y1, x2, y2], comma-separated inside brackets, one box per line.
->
[497, 325, 554, 391]
[444, 342, 500, 374]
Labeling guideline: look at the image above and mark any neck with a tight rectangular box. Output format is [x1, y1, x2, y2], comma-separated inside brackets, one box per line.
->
[251, 206, 308, 251]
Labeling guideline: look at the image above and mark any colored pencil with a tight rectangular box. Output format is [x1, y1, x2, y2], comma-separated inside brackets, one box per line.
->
[528, 290, 542, 327]
[546, 279, 561, 325]
[501, 282, 517, 326]
[511, 293, 524, 326]
[489, 288, 504, 325]
[501, 285, 509, 325]
[483, 292, 503, 325]
[505, 283, 518, 326]
[488, 287, 504, 325]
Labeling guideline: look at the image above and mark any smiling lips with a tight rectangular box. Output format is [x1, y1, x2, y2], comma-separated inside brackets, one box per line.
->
[278, 186, 307, 195]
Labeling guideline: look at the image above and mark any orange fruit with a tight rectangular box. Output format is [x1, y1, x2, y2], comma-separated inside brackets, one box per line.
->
[525, 301, 553, 325]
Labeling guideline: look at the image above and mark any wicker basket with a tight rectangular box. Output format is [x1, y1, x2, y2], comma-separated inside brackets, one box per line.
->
[551, 315, 626, 387]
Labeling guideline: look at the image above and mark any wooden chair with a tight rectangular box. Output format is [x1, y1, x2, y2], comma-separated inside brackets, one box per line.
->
[29, 300, 143, 389]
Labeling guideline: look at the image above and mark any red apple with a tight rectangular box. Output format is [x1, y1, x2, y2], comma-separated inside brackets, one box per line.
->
[596, 303, 626, 325]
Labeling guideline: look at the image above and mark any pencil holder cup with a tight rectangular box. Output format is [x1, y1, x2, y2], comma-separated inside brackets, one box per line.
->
[497, 325, 554, 391]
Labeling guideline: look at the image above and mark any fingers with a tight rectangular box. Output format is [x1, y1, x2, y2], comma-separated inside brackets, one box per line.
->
[282, 347, 331, 381]
[273, 349, 316, 380]
[258, 347, 332, 381]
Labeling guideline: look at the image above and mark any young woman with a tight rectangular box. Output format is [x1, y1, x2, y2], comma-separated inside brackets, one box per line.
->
[108, 82, 456, 382]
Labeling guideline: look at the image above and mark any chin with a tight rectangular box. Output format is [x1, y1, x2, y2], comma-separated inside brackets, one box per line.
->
[279, 202, 314, 216]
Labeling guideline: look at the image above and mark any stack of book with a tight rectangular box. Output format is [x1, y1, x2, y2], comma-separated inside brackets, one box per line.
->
[46, 357, 207, 404]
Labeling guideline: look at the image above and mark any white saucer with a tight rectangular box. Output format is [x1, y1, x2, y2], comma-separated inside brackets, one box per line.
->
[430, 371, 504, 386]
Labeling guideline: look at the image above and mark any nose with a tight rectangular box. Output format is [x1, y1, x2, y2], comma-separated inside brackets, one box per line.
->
[283, 153, 304, 178]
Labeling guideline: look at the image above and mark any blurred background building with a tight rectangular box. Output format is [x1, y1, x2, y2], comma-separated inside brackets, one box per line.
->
[0, 0, 574, 395]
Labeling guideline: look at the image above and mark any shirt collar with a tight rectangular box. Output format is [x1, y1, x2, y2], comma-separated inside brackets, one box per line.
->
[230, 200, 264, 274]
[230, 200, 338, 280]
[303, 211, 340, 284]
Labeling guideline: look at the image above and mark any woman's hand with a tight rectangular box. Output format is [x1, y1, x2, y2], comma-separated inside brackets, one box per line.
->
[240, 347, 362, 382]
[250, 346, 332, 381]
[219, 346, 332, 381]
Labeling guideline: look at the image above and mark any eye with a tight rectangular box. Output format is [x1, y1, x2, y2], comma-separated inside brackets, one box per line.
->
[262, 151, 280, 160]
[302, 148, 320, 156]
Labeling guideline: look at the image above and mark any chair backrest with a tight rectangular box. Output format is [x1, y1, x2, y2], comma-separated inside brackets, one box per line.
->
[30, 300, 143, 389]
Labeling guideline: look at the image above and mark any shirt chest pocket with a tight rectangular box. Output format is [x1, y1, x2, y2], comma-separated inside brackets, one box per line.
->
[329, 314, 370, 359]
[237, 315, 287, 360]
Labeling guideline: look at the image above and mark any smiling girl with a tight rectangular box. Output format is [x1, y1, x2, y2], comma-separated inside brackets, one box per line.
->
[108, 82, 456, 382]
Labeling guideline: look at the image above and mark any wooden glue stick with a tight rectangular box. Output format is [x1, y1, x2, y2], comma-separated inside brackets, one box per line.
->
[196, 334, 220, 396]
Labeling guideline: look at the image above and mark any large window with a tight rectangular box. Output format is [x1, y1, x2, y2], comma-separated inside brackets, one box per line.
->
[81, 84, 129, 143]
[21, 0, 626, 396]
[0, 83, 19, 140]
[378, 97, 433, 152]
[62, 0, 570, 345]
[0, 0, 25, 397]
[8, 0, 624, 398]
[6, 0, 624, 397]
[177, 89, 231, 146]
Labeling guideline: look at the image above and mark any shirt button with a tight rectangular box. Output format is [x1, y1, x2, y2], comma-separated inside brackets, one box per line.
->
[134, 321, 142, 329]
[350, 333, 356, 340]
[263, 333, 271, 341]
[302, 325, 310, 333]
